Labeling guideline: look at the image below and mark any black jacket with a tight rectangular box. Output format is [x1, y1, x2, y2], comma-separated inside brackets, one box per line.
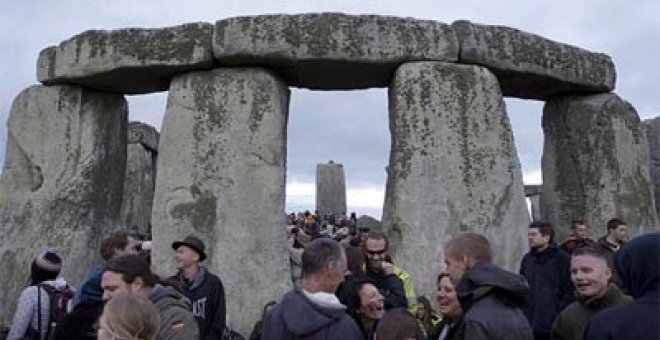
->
[171, 266, 225, 340]
[455, 261, 534, 340]
[585, 233, 660, 340]
[519, 244, 574, 333]
[365, 267, 407, 309]
[595, 236, 624, 287]
[261, 289, 363, 339]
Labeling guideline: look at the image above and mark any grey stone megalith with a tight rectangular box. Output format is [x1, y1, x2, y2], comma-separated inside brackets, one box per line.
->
[151, 68, 291, 335]
[213, 13, 459, 89]
[120, 122, 159, 238]
[382, 61, 531, 301]
[525, 185, 543, 221]
[529, 195, 542, 221]
[452, 20, 616, 100]
[643, 117, 660, 218]
[316, 161, 347, 217]
[37, 23, 214, 94]
[542, 93, 659, 242]
[0, 85, 127, 324]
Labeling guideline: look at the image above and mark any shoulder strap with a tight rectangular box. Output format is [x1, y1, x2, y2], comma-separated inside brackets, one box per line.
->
[36, 284, 42, 338]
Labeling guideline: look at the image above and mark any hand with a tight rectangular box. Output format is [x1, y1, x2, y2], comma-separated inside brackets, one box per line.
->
[381, 261, 395, 276]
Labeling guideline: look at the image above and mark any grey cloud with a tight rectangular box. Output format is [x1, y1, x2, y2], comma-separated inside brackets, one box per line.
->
[287, 89, 390, 187]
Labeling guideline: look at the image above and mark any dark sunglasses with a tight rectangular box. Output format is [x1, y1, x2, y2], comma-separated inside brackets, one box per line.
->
[366, 249, 387, 256]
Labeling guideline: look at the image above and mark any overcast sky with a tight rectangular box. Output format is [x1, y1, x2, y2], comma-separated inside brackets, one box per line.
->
[1, 1, 658, 218]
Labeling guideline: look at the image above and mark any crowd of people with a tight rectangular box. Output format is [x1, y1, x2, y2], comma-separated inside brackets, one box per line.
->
[3, 210, 659, 340]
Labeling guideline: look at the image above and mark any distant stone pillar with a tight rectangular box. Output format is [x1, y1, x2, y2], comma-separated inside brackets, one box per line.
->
[643, 117, 660, 219]
[524, 185, 543, 221]
[120, 122, 159, 238]
[542, 93, 659, 242]
[529, 195, 542, 221]
[0, 85, 127, 324]
[383, 62, 530, 301]
[151, 68, 291, 336]
[316, 161, 347, 216]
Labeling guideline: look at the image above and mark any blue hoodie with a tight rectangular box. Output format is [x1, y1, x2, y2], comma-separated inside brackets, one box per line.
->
[73, 266, 104, 308]
[585, 233, 660, 340]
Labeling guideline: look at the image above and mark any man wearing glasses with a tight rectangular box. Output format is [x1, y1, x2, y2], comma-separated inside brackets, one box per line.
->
[362, 230, 408, 309]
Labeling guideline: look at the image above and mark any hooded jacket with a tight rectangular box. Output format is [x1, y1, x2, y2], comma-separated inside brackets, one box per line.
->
[550, 284, 631, 340]
[171, 266, 225, 340]
[73, 266, 104, 308]
[261, 288, 363, 339]
[149, 284, 200, 340]
[455, 261, 534, 340]
[519, 244, 574, 333]
[585, 233, 660, 340]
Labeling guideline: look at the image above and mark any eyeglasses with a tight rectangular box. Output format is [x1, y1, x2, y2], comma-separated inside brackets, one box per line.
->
[365, 249, 387, 256]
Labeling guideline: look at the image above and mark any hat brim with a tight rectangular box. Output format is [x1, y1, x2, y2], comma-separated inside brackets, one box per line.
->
[172, 241, 207, 261]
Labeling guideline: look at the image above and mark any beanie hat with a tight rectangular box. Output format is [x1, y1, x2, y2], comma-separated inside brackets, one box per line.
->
[30, 251, 62, 285]
[34, 251, 62, 273]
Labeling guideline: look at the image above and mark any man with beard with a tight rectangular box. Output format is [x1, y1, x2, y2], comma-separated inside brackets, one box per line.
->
[362, 230, 408, 309]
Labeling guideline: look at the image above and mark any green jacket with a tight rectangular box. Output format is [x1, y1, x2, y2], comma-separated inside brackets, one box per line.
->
[149, 284, 200, 340]
[393, 266, 417, 314]
[551, 284, 632, 340]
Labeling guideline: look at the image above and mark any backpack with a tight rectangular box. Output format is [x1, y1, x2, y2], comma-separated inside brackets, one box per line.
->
[38, 283, 74, 340]
[248, 301, 277, 340]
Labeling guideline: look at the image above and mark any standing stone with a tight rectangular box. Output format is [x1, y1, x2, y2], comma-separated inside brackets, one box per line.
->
[525, 185, 543, 221]
[151, 68, 290, 336]
[0, 85, 127, 324]
[316, 161, 347, 217]
[120, 122, 159, 238]
[529, 195, 542, 221]
[541, 94, 659, 242]
[643, 117, 660, 218]
[383, 62, 530, 302]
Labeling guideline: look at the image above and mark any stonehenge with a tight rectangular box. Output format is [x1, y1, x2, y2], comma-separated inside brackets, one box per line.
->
[383, 62, 530, 299]
[316, 161, 347, 217]
[37, 22, 214, 94]
[150, 68, 291, 335]
[644, 117, 660, 218]
[121, 122, 159, 238]
[542, 94, 658, 242]
[0, 85, 127, 323]
[1, 13, 657, 333]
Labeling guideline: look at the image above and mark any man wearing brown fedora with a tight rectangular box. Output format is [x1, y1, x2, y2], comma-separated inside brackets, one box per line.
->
[170, 235, 226, 340]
